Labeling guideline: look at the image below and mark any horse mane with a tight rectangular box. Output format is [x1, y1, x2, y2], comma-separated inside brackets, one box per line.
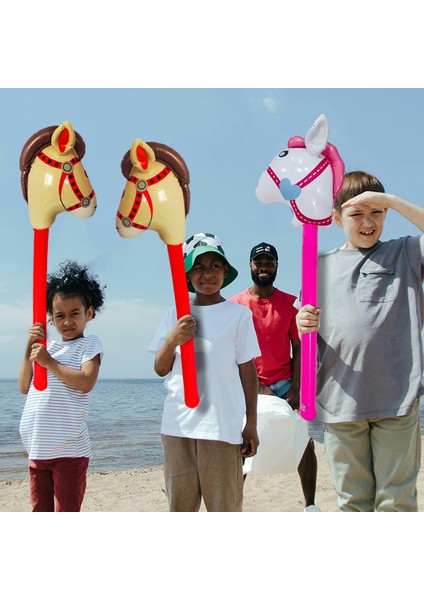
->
[19, 126, 86, 202]
[121, 142, 190, 215]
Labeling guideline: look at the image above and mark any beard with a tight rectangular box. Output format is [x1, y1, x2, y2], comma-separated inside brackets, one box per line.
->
[251, 270, 277, 287]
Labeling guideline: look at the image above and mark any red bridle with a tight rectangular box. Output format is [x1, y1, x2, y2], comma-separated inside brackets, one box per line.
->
[37, 150, 95, 212]
[117, 165, 171, 230]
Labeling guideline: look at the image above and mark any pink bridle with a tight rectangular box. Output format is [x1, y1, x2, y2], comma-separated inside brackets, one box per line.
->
[267, 156, 332, 226]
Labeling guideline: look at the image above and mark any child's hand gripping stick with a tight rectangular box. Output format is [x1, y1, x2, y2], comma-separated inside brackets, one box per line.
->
[116, 139, 200, 408]
[20, 121, 97, 391]
[255, 114, 344, 420]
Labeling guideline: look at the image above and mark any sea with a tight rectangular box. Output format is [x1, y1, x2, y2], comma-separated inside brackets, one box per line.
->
[1, 378, 423, 480]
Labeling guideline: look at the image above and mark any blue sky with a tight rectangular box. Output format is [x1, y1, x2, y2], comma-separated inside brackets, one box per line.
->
[1, 88, 424, 379]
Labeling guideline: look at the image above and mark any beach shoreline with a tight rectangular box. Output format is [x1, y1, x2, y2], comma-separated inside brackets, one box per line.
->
[2, 442, 424, 512]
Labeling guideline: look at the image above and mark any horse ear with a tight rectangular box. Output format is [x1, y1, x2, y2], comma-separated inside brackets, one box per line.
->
[51, 121, 77, 155]
[305, 114, 328, 156]
[130, 139, 156, 172]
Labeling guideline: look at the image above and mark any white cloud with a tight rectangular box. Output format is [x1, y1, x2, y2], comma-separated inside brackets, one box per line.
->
[262, 95, 280, 115]
[75, 298, 168, 379]
[0, 298, 168, 380]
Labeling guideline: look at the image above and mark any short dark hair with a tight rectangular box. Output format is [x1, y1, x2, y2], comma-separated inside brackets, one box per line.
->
[334, 171, 385, 212]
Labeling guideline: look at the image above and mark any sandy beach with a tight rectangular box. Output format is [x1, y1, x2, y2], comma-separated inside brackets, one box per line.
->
[2, 441, 424, 512]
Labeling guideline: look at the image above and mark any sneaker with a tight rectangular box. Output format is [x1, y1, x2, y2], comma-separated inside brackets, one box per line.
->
[304, 504, 321, 512]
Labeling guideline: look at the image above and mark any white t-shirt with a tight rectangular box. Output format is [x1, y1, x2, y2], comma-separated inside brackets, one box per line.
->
[20, 335, 103, 459]
[148, 300, 260, 444]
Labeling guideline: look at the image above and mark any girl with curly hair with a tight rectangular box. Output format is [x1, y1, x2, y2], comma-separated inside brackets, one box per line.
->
[18, 261, 105, 512]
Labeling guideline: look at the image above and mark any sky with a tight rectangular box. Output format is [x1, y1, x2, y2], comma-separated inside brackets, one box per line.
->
[1, 87, 424, 379]
[1, 0, 423, 587]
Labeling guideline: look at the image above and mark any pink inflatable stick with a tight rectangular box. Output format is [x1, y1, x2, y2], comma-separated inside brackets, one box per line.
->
[33, 228, 49, 391]
[167, 244, 200, 408]
[300, 224, 318, 420]
[255, 115, 345, 422]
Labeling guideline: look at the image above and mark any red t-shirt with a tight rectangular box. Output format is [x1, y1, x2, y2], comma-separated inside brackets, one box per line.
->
[230, 288, 299, 385]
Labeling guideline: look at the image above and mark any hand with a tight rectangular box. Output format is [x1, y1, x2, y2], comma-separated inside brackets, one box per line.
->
[28, 322, 45, 345]
[169, 314, 197, 346]
[241, 423, 259, 457]
[285, 385, 300, 411]
[296, 304, 321, 334]
[29, 343, 51, 367]
[341, 191, 394, 211]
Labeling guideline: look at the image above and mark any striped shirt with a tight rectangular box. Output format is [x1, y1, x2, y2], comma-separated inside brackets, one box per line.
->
[19, 335, 103, 460]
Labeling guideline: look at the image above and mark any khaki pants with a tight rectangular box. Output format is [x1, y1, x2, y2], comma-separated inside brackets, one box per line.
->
[162, 435, 243, 512]
[325, 400, 421, 512]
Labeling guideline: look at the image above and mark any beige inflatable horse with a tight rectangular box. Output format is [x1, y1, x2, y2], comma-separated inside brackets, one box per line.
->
[20, 121, 97, 390]
[116, 139, 199, 408]
[20, 121, 96, 230]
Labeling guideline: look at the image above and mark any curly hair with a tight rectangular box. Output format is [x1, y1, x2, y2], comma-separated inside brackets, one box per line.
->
[47, 261, 105, 318]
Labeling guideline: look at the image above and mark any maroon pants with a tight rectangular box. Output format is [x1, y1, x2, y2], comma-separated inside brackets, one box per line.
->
[28, 457, 89, 512]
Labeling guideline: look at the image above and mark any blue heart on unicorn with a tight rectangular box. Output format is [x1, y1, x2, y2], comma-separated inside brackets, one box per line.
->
[279, 178, 301, 200]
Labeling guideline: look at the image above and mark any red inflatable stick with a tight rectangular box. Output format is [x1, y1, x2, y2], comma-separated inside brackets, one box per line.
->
[167, 244, 199, 408]
[20, 122, 97, 390]
[116, 139, 200, 408]
[32, 228, 49, 390]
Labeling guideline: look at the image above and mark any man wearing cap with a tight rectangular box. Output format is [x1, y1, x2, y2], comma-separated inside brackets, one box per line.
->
[231, 242, 320, 512]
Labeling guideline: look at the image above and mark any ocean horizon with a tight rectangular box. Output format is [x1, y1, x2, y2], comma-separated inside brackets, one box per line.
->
[1, 378, 423, 480]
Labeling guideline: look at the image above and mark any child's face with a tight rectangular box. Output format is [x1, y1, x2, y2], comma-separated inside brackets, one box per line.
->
[187, 252, 228, 298]
[333, 204, 387, 249]
[50, 293, 93, 341]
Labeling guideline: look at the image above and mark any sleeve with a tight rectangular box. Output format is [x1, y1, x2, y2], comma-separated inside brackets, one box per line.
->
[147, 307, 176, 354]
[82, 335, 103, 364]
[289, 303, 299, 341]
[236, 306, 261, 364]
[406, 234, 424, 276]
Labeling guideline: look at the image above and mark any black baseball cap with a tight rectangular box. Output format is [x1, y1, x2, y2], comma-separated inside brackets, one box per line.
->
[250, 242, 278, 262]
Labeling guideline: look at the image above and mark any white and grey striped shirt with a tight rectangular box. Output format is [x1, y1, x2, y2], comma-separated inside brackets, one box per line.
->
[20, 335, 103, 460]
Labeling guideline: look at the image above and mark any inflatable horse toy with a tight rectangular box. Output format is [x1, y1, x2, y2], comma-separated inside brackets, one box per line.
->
[116, 139, 200, 408]
[20, 121, 97, 390]
[256, 114, 344, 420]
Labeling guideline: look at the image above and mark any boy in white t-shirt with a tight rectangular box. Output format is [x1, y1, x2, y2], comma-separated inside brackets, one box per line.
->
[149, 233, 260, 511]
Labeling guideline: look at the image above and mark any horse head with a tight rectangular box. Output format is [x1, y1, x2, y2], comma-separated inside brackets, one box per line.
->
[116, 139, 190, 245]
[255, 114, 344, 227]
[20, 121, 96, 230]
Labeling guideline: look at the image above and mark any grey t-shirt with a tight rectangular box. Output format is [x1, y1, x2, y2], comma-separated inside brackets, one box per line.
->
[316, 235, 424, 423]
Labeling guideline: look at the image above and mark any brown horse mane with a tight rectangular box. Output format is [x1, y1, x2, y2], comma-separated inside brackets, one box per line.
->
[121, 141, 190, 215]
[19, 126, 86, 202]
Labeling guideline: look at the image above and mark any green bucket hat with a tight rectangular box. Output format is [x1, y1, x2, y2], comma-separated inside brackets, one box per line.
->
[183, 232, 238, 293]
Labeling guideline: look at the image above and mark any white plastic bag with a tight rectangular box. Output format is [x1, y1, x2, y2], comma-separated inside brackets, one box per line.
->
[243, 394, 309, 475]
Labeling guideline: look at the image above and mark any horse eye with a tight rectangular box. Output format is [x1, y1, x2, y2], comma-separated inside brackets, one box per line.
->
[278, 150, 288, 158]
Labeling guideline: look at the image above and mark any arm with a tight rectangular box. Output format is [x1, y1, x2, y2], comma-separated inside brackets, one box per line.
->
[238, 359, 259, 457]
[296, 305, 321, 335]
[154, 314, 196, 377]
[285, 337, 300, 410]
[18, 322, 44, 395]
[29, 343, 101, 393]
[342, 192, 424, 232]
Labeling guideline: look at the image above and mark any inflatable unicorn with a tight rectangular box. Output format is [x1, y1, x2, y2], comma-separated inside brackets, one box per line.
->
[256, 114, 344, 420]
